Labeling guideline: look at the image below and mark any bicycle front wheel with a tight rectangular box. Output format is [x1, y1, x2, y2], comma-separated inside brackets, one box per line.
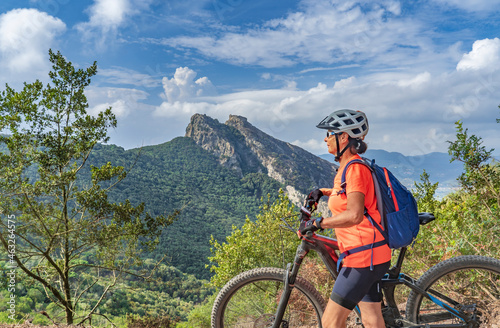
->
[406, 255, 500, 328]
[211, 267, 326, 328]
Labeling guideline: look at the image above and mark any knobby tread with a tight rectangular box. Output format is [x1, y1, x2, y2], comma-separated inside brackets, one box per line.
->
[211, 267, 326, 328]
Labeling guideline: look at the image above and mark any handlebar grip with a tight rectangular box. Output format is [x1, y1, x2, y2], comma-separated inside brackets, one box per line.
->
[300, 206, 312, 216]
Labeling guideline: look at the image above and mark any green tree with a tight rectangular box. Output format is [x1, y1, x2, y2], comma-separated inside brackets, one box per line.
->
[445, 119, 500, 257]
[208, 191, 299, 289]
[407, 116, 500, 272]
[0, 50, 177, 324]
[413, 169, 439, 213]
[176, 294, 215, 328]
[448, 120, 500, 210]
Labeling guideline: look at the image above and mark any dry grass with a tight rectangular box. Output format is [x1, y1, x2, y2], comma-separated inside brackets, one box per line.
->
[0, 324, 80, 328]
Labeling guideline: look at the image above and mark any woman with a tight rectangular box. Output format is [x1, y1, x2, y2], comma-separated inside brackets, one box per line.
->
[299, 109, 391, 328]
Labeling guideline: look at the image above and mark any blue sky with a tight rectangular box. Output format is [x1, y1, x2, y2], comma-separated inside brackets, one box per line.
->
[1, 0, 500, 157]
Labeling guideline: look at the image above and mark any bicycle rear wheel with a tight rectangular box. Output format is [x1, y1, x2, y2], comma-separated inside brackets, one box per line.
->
[211, 267, 326, 328]
[406, 255, 500, 328]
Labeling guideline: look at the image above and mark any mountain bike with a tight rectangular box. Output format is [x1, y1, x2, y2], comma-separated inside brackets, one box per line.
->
[211, 212, 500, 327]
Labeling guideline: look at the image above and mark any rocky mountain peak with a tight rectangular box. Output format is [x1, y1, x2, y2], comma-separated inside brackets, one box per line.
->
[185, 113, 337, 200]
[185, 114, 264, 177]
[226, 114, 248, 125]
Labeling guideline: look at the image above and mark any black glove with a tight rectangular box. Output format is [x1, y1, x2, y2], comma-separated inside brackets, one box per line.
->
[305, 189, 323, 211]
[299, 206, 311, 221]
[299, 217, 323, 234]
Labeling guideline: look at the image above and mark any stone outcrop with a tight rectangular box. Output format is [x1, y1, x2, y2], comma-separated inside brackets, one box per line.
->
[185, 114, 338, 199]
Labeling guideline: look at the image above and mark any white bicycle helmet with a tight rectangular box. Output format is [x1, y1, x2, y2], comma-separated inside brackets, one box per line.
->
[316, 109, 369, 139]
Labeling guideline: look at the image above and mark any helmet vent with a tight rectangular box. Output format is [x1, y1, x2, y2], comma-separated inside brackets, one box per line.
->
[316, 109, 369, 138]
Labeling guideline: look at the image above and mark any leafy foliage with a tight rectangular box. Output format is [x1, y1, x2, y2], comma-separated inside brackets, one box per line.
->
[413, 170, 439, 214]
[406, 118, 500, 275]
[448, 120, 500, 208]
[0, 259, 210, 325]
[126, 313, 178, 328]
[208, 190, 300, 289]
[0, 50, 176, 325]
[84, 138, 283, 279]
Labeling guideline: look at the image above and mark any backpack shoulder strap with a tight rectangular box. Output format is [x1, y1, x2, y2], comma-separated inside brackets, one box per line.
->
[363, 158, 386, 230]
[338, 157, 386, 231]
[338, 158, 372, 195]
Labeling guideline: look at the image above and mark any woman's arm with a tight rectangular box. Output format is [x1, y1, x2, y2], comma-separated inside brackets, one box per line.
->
[319, 191, 365, 229]
[320, 188, 333, 197]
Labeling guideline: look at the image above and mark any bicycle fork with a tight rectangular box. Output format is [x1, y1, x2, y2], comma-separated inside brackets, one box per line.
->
[271, 242, 310, 328]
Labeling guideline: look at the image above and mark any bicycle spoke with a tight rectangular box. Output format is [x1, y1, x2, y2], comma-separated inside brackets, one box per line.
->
[213, 268, 325, 327]
[406, 256, 500, 328]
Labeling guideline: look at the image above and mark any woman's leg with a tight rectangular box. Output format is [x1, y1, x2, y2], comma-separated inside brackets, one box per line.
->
[357, 301, 385, 328]
[321, 298, 352, 328]
[326, 261, 390, 327]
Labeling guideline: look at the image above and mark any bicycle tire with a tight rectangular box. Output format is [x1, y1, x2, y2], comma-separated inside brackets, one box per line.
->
[406, 255, 500, 328]
[211, 267, 327, 328]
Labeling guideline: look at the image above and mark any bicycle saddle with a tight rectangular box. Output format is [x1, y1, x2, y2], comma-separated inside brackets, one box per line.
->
[418, 212, 435, 225]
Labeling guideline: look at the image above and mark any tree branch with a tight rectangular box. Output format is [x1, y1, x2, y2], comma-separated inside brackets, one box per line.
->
[0, 232, 69, 309]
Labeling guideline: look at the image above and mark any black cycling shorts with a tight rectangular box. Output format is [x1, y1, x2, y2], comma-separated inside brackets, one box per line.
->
[330, 261, 391, 310]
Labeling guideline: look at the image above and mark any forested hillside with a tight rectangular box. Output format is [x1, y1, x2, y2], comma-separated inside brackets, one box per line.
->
[83, 113, 338, 279]
[186, 114, 338, 194]
[86, 137, 283, 279]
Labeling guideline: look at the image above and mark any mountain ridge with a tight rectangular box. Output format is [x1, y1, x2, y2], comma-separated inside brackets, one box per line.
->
[185, 113, 338, 194]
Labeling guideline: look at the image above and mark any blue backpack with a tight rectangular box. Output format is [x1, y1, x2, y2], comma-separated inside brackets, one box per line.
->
[337, 157, 420, 269]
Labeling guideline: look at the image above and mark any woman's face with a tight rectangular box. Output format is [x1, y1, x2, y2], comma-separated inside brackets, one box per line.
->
[324, 131, 347, 155]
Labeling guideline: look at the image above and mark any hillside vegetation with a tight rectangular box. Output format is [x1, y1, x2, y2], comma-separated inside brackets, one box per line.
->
[87, 137, 283, 279]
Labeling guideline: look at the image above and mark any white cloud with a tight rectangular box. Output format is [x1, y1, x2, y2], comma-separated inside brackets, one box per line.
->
[152, 64, 500, 156]
[432, 0, 500, 11]
[291, 138, 326, 153]
[161, 67, 216, 103]
[76, 0, 130, 47]
[89, 100, 130, 118]
[154, 101, 213, 119]
[0, 9, 65, 83]
[397, 72, 432, 88]
[98, 67, 161, 88]
[456, 38, 500, 72]
[86, 86, 149, 118]
[160, 0, 425, 68]
[76, 0, 153, 48]
[333, 76, 356, 89]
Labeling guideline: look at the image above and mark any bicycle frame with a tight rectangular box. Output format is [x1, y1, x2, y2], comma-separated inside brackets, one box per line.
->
[272, 227, 478, 328]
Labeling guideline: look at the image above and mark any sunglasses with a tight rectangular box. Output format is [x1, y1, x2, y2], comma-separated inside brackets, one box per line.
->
[326, 131, 341, 138]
